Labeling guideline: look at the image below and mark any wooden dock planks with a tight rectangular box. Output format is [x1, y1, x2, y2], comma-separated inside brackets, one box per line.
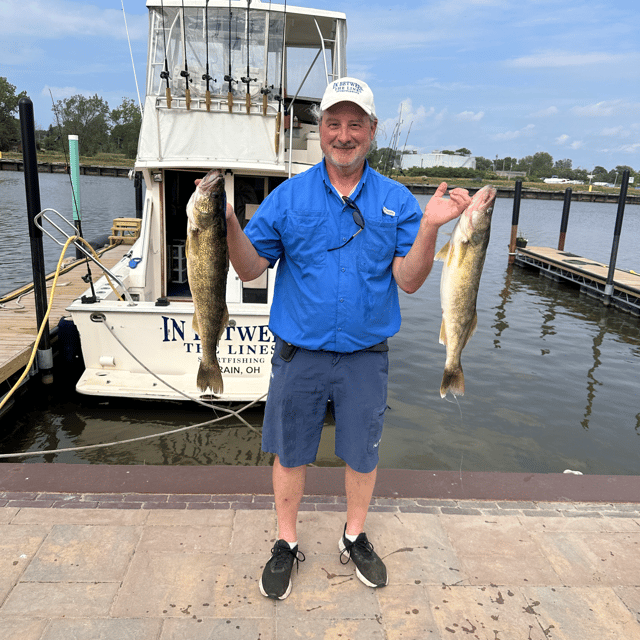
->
[0, 244, 130, 384]
[515, 246, 640, 314]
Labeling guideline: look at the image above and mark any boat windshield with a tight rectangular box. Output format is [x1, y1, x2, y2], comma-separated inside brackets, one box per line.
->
[147, 3, 347, 105]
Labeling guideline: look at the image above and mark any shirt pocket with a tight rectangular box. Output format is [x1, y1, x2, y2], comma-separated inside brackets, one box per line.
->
[282, 211, 328, 268]
[357, 217, 398, 273]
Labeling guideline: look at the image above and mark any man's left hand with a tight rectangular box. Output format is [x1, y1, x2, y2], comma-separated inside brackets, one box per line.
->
[422, 182, 471, 228]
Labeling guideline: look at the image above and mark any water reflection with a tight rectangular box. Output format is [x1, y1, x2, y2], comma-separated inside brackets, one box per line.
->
[2, 189, 639, 474]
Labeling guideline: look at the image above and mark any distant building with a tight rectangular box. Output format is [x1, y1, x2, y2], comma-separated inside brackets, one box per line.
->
[401, 151, 476, 171]
[496, 171, 527, 179]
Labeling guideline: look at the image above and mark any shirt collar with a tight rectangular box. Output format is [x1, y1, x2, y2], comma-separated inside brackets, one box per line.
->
[321, 159, 370, 202]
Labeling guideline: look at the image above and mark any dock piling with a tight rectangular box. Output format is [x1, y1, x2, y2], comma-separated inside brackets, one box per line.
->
[558, 187, 572, 251]
[19, 97, 53, 384]
[604, 170, 630, 306]
[508, 179, 523, 264]
[69, 135, 84, 260]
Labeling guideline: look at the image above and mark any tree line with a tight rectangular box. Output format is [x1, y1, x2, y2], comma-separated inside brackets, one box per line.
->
[1, 76, 637, 181]
[0, 77, 141, 159]
[368, 145, 638, 185]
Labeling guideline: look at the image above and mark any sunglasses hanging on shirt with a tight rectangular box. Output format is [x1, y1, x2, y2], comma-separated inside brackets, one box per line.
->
[327, 196, 365, 252]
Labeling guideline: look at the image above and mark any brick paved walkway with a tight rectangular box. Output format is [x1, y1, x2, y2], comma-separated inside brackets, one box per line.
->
[2, 486, 640, 639]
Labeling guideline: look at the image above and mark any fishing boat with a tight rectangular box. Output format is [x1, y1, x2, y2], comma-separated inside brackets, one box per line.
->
[67, 0, 348, 402]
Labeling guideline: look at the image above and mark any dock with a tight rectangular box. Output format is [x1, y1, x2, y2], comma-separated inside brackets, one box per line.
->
[0, 243, 130, 389]
[0, 157, 131, 178]
[514, 246, 640, 316]
[406, 182, 640, 205]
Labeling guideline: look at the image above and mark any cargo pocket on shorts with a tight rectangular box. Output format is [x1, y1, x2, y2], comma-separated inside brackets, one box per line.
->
[368, 404, 387, 455]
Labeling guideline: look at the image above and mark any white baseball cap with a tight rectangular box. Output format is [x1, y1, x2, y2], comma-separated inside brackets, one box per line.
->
[320, 77, 377, 119]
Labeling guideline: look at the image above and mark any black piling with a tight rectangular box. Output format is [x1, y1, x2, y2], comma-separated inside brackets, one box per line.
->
[558, 187, 572, 251]
[603, 170, 630, 306]
[19, 96, 53, 384]
[508, 179, 523, 264]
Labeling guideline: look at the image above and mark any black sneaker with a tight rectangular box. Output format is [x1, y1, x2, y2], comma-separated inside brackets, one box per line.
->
[259, 539, 305, 600]
[339, 525, 388, 588]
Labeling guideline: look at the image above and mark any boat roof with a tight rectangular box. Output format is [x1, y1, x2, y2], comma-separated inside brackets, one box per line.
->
[145, 0, 346, 21]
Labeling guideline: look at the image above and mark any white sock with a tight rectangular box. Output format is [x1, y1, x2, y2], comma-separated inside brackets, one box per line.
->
[287, 540, 298, 550]
[345, 532, 359, 543]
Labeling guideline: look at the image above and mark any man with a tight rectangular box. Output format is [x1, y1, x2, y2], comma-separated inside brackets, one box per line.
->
[225, 78, 471, 599]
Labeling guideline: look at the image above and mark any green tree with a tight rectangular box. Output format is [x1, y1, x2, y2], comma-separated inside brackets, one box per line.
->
[529, 152, 554, 178]
[110, 97, 142, 159]
[475, 156, 493, 172]
[553, 158, 573, 177]
[0, 77, 27, 151]
[52, 94, 111, 156]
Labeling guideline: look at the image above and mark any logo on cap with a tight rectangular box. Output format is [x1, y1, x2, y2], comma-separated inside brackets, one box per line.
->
[333, 81, 364, 95]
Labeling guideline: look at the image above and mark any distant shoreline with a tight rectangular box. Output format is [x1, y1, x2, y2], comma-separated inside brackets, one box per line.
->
[0, 158, 131, 178]
[2, 156, 636, 204]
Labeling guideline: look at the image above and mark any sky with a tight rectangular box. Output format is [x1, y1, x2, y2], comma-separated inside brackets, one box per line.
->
[1, 0, 639, 172]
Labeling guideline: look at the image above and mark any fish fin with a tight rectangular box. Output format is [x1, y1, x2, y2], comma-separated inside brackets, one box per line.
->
[439, 319, 447, 346]
[440, 365, 464, 398]
[435, 241, 450, 261]
[197, 360, 224, 395]
[192, 313, 200, 335]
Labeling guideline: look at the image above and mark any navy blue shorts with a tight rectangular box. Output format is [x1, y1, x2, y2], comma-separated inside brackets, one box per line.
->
[262, 337, 389, 473]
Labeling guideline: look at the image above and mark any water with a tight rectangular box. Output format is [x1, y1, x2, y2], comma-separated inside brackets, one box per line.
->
[0, 171, 137, 296]
[1, 173, 639, 474]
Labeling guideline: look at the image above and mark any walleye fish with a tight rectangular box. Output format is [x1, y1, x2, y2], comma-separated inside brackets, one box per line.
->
[435, 185, 496, 398]
[186, 169, 229, 394]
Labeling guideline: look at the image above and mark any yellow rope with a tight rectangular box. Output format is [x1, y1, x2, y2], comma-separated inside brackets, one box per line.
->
[0, 241, 120, 306]
[0, 236, 123, 411]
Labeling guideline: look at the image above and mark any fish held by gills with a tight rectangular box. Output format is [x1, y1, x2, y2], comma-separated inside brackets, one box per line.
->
[435, 185, 496, 398]
[186, 169, 229, 394]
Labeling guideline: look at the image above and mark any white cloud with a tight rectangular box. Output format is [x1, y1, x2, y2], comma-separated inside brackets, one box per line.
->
[494, 124, 535, 140]
[456, 110, 484, 122]
[600, 126, 626, 138]
[0, 0, 147, 40]
[556, 134, 570, 145]
[507, 51, 630, 69]
[531, 106, 558, 118]
[571, 100, 640, 117]
[570, 141, 584, 150]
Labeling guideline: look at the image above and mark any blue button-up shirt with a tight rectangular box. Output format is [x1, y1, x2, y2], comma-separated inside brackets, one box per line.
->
[245, 160, 422, 352]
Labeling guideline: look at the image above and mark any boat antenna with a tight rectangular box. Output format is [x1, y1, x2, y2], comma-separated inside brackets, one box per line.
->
[202, 0, 216, 111]
[261, 0, 272, 116]
[241, 0, 257, 114]
[121, 0, 142, 114]
[224, 0, 236, 112]
[274, 0, 286, 154]
[159, 0, 172, 108]
[48, 89, 97, 302]
[180, 0, 191, 109]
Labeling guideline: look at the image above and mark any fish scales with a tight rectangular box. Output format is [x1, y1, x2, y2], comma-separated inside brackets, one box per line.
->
[435, 185, 496, 398]
[186, 170, 229, 394]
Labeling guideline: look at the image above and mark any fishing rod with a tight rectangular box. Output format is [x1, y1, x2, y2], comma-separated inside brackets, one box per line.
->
[260, 0, 272, 116]
[202, 0, 216, 111]
[159, 0, 172, 108]
[180, 0, 191, 109]
[274, 0, 287, 154]
[241, 0, 257, 114]
[224, 0, 236, 112]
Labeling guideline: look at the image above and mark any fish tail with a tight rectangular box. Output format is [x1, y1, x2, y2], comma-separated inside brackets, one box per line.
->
[197, 360, 224, 395]
[440, 366, 464, 398]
